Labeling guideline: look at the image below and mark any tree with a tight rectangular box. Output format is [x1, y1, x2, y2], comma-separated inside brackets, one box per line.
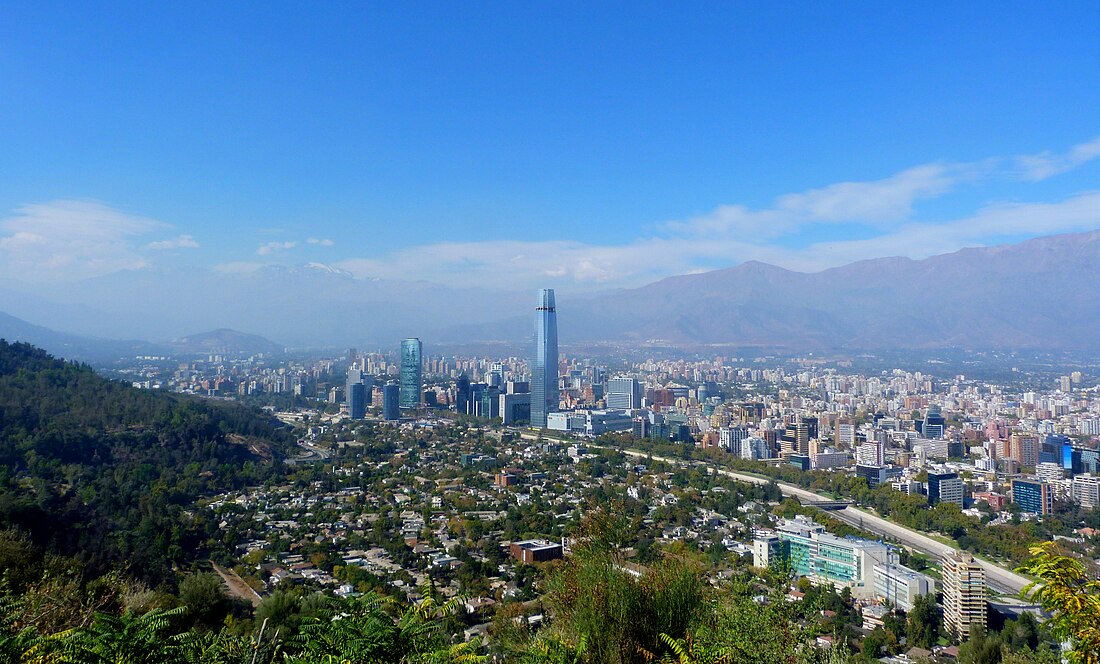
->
[907, 592, 939, 649]
[66, 606, 190, 664]
[957, 625, 1002, 664]
[177, 572, 229, 631]
[1016, 542, 1100, 664]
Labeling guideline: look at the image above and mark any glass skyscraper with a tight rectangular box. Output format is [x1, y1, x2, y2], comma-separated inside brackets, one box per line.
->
[346, 369, 367, 420]
[530, 288, 558, 428]
[399, 338, 422, 409]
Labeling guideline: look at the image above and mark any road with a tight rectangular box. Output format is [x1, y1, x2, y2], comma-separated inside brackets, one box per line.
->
[211, 562, 263, 607]
[564, 437, 1034, 597]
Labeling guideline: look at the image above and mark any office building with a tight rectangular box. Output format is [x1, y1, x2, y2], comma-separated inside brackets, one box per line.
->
[836, 419, 855, 448]
[781, 419, 811, 457]
[813, 452, 850, 469]
[500, 392, 531, 425]
[455, 374, 471, 415]
[1041, 434, 1072, 467]
[761, 518, 890, 597]
[873, 563, 933, 612]
[480, 385, 501, 419]
[399, 338, 422, 409]
[1071, 447, 1100, 476]
[720, 426, 749, 453]
[530, 288, 559, 428]
[606, 376, 643, 410]
[942, 551, 986, 640]
[752, 533, 783, 568]
[585, 410, 635, 436]
[920, 406, 946, 439]
[928, 471, 964, 507]
[382, 382, 400, 421]
[857, 464, 902, 488]
[739, 435, 771, 460]
[346, 370, 367, 420]
[1011, 479, 1052, 515]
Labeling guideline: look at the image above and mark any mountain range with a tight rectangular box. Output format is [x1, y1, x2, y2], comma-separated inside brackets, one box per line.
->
[0, 231, 1096, 357]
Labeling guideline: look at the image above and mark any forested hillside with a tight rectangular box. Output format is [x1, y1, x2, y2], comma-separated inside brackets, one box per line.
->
[0, 340, 294, 583]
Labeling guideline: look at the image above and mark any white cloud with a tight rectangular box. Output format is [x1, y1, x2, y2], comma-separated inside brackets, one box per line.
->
[1014, 137, 1100, 181]
[0, 200, 167, 282]
[307, 237, 335, 246]
[147, 234, 199, 250]
[333, 188, 1099, 290]
[257, 240, 297, 255]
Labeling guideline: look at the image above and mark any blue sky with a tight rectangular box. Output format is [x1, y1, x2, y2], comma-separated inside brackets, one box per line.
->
[0, 2, 1097, 289]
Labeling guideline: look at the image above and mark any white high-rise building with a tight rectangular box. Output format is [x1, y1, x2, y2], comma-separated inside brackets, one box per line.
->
[856, 441, 884, 466]
[1071, 474, 1100, 509]
[739, 435, 771, 460]
[942, 551, 986, 640]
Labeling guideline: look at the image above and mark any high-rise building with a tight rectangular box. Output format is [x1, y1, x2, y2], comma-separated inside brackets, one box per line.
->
[346, 370, 367, 420]
[927, 471, 964, 507]
[1041, 434, 1072, 467]
[856, 441, 884, 466]
[1071, 474, 1100, 509]
[399, 338, 422, 409]
[942, 551, 986, 640]
[1011, 479, 1052, 515]
[920, 406, 946, 439]
[606, 376, 642, 410]
[836, 419, 856, 448]
[530, 288, 558, 428]
[455, 374, 472, 415]
[1009, 433, 1040, 468]
[382, 382, 400, 421]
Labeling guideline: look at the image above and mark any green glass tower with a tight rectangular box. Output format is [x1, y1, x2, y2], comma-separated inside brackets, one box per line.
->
[399, 338, 422, 409]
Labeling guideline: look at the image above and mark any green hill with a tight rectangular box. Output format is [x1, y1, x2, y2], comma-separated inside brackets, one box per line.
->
[0, 340, 294, 583]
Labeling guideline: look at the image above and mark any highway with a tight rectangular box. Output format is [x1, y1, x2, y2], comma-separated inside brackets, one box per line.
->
[517, 431, 1036, 597]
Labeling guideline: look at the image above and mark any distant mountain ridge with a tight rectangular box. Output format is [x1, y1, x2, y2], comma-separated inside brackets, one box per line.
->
[555, 231, 1100, 349]
[0, 310, 160, 360]
[170, 328, 284, 356]
[0, 231, 1096, 353]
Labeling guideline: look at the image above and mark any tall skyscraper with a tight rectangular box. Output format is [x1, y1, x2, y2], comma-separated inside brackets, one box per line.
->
[530, 288, 558, 428]
[399, 338, 422, 409]
[455, 374, 472, 415]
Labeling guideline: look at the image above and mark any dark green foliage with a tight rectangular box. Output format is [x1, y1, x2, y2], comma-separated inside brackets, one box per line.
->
[177, 573, 230, 631]
[907, 592, 940, 649]
[959, 625, 1004, 664]
[0, 340, 294, 585]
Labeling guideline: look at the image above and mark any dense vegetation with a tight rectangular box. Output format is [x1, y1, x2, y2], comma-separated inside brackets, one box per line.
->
[2, 514, 1090, 663]
[0, 340, 295, 584]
